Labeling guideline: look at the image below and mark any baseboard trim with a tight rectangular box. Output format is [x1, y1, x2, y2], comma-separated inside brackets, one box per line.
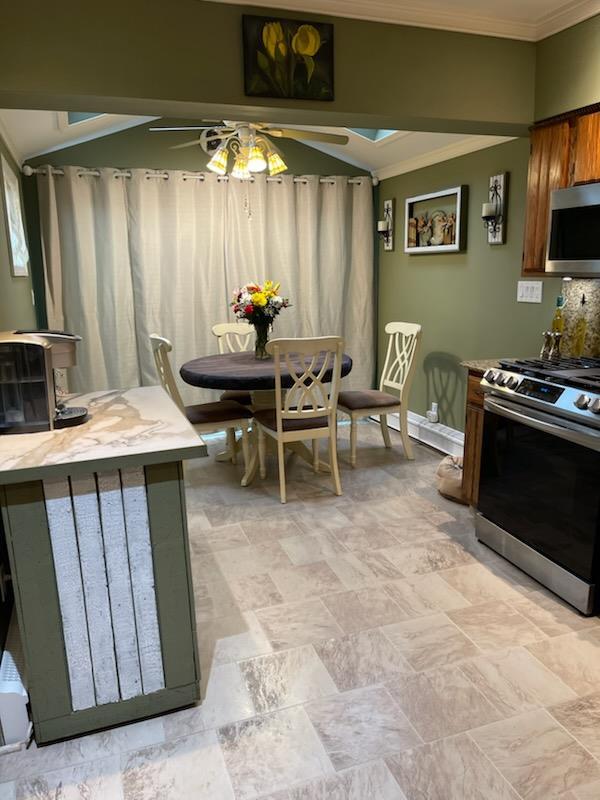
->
[375, 411, 464, 457]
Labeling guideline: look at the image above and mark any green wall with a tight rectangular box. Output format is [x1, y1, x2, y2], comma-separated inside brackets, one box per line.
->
[0, 135, 36, 330]
[378, 138, 562, 431]
[0, 0, 533, 136]
[536, 14, 600, 120]
[26, 118, 362, 175]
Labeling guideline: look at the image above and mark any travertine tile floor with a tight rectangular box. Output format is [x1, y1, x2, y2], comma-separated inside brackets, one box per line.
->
[3, 421, 600, 799]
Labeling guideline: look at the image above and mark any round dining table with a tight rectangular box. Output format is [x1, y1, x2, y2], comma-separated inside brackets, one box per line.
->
[180, 350, 353, 485]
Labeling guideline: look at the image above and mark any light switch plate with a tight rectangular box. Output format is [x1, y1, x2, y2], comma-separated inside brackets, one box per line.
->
[517, 280, 543, 303]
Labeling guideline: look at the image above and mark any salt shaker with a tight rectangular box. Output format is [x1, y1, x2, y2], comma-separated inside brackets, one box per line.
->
[540, 331, 553, 360]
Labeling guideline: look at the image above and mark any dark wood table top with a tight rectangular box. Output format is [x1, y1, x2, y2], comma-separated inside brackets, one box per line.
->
[180, 350, 353, 391]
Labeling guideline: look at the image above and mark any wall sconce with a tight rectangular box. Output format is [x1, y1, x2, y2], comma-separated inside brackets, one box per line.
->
[377, 199, 394, 251]
[482, 172, 508, 245]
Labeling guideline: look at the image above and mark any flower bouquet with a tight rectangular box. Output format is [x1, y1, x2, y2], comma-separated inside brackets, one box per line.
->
[231, 281, 290, 359]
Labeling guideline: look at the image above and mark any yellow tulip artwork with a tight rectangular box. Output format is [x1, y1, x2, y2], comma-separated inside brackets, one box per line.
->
[243, 14, 334, 101]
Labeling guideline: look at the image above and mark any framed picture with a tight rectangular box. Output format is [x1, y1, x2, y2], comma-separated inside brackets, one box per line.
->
[1, 155, 29, 276]
[242, 14, 334, 101]
[404, 185, 468, 254]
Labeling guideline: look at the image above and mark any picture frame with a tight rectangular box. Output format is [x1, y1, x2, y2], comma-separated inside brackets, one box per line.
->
[1, 155, 30, 276]
[242, 14, 334, 102]
[404, 185, 468, 254]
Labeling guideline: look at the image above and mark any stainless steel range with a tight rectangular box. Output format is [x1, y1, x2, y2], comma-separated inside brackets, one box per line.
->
[476, 356, 600, 614]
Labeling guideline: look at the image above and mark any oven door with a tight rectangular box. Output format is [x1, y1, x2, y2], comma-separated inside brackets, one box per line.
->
[477, 396, 600, 612]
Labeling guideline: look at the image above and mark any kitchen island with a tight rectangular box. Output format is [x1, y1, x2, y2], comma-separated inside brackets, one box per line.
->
[0, 386, 206, 744]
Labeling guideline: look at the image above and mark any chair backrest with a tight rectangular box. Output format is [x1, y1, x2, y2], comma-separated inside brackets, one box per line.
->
[149, 334, 185, 413]
[379, 322, 422, 402]
[267, 336, 344, 430]
[211, 322, 254, 354]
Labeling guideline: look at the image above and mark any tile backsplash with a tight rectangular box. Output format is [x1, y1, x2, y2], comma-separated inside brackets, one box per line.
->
[560, 279, 600, 357]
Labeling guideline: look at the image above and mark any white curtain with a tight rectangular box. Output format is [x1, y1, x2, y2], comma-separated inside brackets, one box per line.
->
[38, 168, 374, 402]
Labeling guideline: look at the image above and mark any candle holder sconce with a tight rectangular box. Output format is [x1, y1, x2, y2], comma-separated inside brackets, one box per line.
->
[482, 172, 508, 245]
[377, 199, 394, 251]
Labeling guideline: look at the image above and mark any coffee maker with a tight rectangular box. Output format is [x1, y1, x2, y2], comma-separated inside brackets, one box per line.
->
[0, 330, 88, 434]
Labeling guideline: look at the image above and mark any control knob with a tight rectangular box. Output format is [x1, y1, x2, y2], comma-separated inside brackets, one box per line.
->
[483, 369, 497, 384]
[574, 394, 591, 410]
[505, 376, 519, 390]
[589, 398, 600, 415]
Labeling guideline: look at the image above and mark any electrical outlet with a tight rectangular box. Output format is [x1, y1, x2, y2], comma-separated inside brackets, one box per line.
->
[517, 280, 543, 303]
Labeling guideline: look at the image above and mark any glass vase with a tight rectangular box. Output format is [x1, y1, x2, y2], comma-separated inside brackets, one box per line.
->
[253, 320, 271, 360]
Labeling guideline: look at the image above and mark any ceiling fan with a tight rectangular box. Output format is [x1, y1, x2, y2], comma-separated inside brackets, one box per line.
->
[149, 121, 349, 179]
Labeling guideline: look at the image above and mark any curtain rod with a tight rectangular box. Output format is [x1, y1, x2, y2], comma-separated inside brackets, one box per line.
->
[22, 165, 375, 185]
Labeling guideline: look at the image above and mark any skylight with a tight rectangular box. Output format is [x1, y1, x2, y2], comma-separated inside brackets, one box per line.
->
[348, 128, 397, 142]
[67, 112, 104, 125]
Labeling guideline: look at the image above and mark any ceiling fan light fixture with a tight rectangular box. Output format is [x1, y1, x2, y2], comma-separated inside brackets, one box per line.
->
[247, 143, 267, 173]
[206, 144, 229, 176]
[231, 151, 252, 181]
[267, 149, 288, 177]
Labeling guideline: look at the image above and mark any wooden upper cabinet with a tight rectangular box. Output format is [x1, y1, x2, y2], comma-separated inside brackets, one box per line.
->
[522, 121, 571, 273]
[573, 112, 600, 184]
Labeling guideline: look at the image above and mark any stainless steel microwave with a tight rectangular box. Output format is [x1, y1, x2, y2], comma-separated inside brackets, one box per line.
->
[546, 183, 600, 276]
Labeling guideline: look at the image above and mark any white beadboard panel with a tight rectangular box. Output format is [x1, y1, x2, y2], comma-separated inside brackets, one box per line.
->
[121, 467, 165, 695]
[97, 470, 143, 700]
[43, 477, 96, 711]
[70, 474, 120, 705]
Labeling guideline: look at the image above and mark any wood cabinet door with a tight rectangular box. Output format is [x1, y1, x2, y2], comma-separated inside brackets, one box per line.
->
[573, 112, 600, 184]
[522, 121, 571, 273]
[462, 403, 484, 506]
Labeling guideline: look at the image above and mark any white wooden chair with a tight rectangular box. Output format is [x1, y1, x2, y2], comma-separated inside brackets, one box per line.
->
[254, 336, 344, 504]
[211, 322, 254, 407]
[211, 322, 254, 460]
[338, 322, 422, 466]
[149, 334, 251, 471]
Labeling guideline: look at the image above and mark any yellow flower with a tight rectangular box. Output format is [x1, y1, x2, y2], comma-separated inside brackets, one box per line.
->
[251, 291, 268, 307]
[262, 22, 287, 60]
[291, 24, 321, 57]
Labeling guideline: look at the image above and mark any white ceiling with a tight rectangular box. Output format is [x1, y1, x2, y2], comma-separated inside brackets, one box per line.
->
[0, 110, 513, 180]
[281, 126, 512, 180]
[0, 110, 157, 164]
[203, 0, 600, 40]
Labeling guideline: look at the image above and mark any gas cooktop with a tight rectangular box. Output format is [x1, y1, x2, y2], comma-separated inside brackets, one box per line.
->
[499, 357, 600, 393]
[481, 357, 600, 428]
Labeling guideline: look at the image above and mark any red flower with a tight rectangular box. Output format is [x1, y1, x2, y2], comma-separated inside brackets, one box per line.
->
[244, 304, 254, 315]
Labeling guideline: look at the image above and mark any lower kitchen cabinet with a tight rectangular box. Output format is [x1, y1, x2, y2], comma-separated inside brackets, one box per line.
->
[462, 369, 485, 506]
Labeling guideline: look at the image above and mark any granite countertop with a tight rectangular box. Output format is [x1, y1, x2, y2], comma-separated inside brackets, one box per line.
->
[460, 359, 503, 374]
[0, 386, 207, 485]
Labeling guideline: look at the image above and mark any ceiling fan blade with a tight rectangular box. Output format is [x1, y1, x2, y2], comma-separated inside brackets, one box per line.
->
[266, 128, 349, 145]
[169, 139, 204, 150]
[150, 125, 223, 132]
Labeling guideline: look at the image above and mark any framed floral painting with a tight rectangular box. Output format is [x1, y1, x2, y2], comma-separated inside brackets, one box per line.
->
[242, 15, 334, 101]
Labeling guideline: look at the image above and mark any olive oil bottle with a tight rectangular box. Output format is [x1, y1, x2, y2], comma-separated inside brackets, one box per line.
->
[572, 294, 588, 358]
[551, 296, 565, 334]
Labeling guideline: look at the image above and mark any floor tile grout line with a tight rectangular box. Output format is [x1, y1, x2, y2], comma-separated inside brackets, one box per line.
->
[465, 729, 528, 800]
[544, 704, 600, 765]
[523, 640, 590, 699]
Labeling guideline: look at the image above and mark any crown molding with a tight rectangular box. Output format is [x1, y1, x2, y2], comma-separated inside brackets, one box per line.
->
[537, 0, 600, 39]
[205, 0, 600, 41]
[374, 135, 514, 181]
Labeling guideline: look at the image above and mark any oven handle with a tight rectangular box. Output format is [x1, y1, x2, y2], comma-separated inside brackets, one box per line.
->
[484, 396, 600, 451]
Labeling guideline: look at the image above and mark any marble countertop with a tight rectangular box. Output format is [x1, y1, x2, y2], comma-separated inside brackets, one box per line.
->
[0, 386, 208, 485]
[460, 359, 503, 373]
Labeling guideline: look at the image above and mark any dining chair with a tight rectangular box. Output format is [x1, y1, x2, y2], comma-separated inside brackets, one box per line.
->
[338, 322, 422, 466]
[254, 336, 344, 504]
[149, 334, 252, 471]
[211, 322, 254, 461]
[211, 322, 254, 407]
